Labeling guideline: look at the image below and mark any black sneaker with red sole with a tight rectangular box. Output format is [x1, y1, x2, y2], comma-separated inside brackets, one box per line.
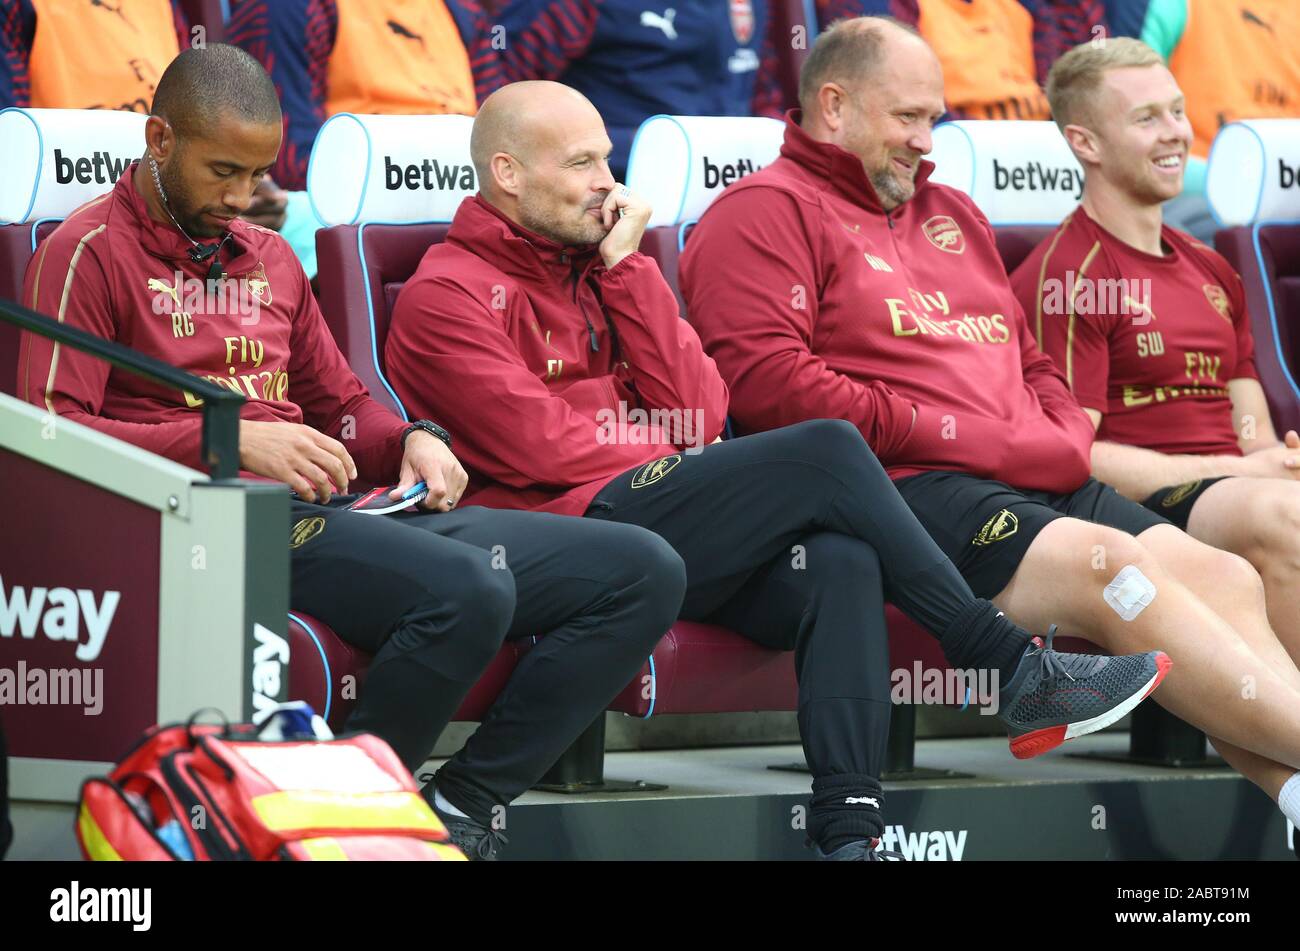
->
[999, 625, 1171, 760]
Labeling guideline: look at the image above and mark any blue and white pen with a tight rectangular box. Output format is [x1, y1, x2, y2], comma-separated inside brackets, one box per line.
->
[399, 481, 429, 502]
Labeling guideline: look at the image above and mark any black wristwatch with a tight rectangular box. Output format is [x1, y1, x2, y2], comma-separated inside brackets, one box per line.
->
[402, 419, 452, 451]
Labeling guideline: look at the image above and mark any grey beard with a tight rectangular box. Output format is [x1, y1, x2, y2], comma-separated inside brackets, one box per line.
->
[870, 169, 912, 208]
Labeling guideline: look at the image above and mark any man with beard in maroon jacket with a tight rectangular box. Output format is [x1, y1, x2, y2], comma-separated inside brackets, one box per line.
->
[681, 16, 1300, 819]
[386, 79, 1168, 860]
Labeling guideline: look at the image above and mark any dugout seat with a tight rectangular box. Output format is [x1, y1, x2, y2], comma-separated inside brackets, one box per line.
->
[288, 611, 537, 732]
[1204, 121, 1300, 435]
[637, 225, 691, 316]
[0, 220, 60, 397]
[627, 114, 785, 313]
[1, 108, 147, 395]
[995, 226, 1055, 276]
[314, 223, 449, 421]
[1214, 225, 1300, 434]
[927, 121, 1080, 279]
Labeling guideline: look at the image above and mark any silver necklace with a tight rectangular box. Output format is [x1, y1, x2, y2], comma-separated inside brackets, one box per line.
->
[148, 155, 203, 250]
[147, 155, 230, 274]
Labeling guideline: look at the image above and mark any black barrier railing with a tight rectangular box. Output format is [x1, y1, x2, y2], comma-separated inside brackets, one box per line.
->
[0, 298, 244, 478]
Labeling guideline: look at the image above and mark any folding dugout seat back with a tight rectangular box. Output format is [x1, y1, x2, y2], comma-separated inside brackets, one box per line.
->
[304, 114, 516, 727]
[928, 120, 1082, 273]
[313, 222, 449, 420]
[309, 113, 477, 419]
[627, 114, 785, 313]
[994, 226, 1057, 277]
[1207, 120, 1300, 434]
[0, 108, 145, 396]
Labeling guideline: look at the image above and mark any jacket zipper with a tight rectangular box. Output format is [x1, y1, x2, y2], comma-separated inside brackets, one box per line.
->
[574, 279, 600, 352]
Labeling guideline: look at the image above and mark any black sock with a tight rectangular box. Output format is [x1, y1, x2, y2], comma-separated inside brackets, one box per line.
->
[939, 599, 1031, 682]
[809, 774, 885, 854]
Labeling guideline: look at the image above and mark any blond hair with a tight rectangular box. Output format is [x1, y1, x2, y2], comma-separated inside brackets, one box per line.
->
[1046, 37, 1164, 130]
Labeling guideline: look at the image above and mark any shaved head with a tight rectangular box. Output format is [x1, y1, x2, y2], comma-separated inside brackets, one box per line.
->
[471, 81, 617, 245]
[472, 82, 601, 197]
[151, 43, 281, 142]
[139, 45, 282, 239]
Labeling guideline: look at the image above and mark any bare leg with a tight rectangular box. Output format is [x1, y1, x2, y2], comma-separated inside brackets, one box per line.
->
[991, 518, 1300, 773]
[1186, 477, 1300, 659]
[1137, 523, 1299, 801]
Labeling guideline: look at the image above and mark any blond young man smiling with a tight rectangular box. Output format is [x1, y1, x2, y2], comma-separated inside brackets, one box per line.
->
[1011, 36, 1300, 849]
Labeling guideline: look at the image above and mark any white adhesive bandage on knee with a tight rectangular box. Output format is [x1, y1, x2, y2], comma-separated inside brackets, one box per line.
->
[1103, 565, 1157, 621]
[1278, 772, 1300, 828]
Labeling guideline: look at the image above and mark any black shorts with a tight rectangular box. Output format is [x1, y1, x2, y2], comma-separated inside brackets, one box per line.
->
[1139, 477, 1232, 531]
[893, 472, 1170, 599]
